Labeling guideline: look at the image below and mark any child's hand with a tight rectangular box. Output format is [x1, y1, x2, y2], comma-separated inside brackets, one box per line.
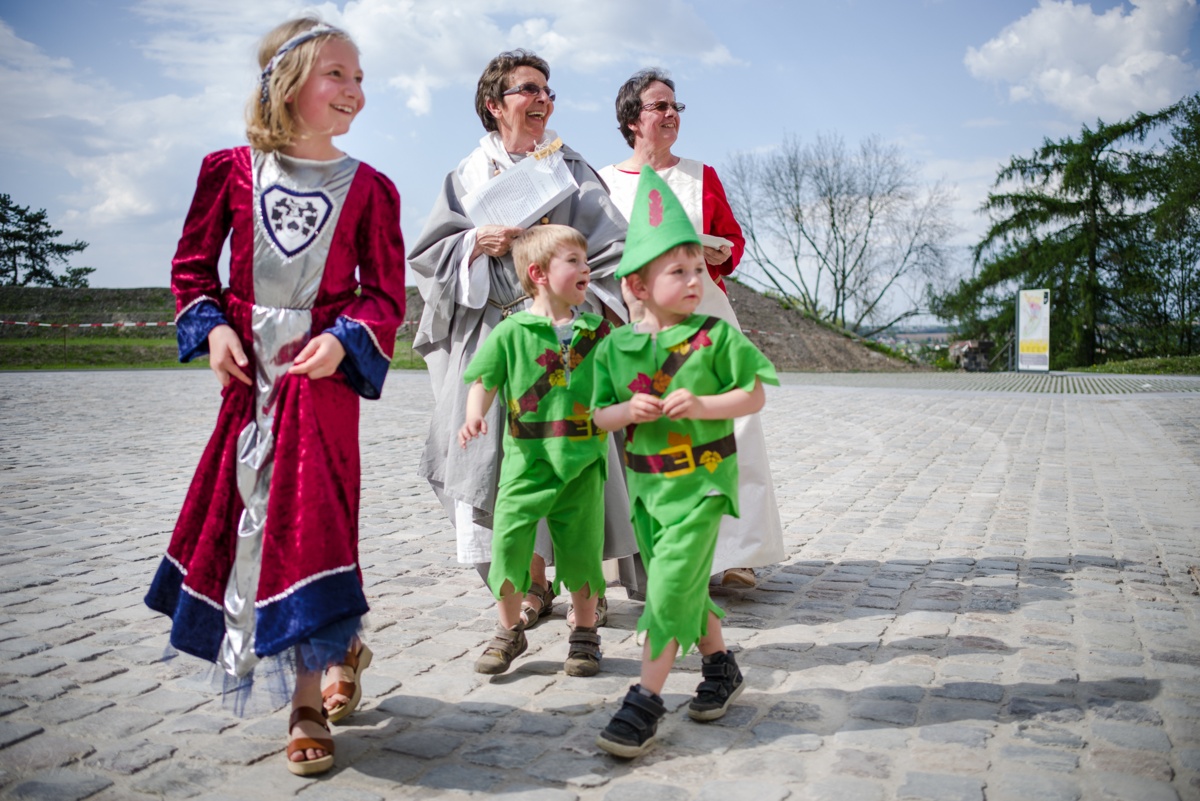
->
[208, 324, 251, 388]
[458, 416, 488, 448]
[289, 333, 346, 379]
[628, 393, 663, 423]
[662, 388, 702, 420]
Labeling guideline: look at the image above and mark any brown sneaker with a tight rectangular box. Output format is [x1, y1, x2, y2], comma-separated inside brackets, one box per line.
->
[564, 626, 602, 677]
[720, 567, 756, 588]
[474, 624, 528, 674]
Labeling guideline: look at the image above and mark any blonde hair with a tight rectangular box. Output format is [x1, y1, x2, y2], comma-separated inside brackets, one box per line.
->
[628, 242, 704, 281]
[511, 225, 589, 297]
[245, 17, 356, 152]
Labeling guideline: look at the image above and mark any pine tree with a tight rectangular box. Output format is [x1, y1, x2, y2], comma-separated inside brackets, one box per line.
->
[0, 194, 93, 288]
[933, 104, 1180, 368]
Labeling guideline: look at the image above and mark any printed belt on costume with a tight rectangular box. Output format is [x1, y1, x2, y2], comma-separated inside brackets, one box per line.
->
[624, 432, 737, 477]
[508, 413, 602, 441]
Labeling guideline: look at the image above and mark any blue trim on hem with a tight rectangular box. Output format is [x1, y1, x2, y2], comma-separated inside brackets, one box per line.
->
[145, 557, 224, 663]
[256, 569, 369, 657]
[329, 316, 388, 399]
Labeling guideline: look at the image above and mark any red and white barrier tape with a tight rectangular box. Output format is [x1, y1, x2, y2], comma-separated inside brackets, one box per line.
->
[2, 320, 174, 328]
[2, 319, 420, 329]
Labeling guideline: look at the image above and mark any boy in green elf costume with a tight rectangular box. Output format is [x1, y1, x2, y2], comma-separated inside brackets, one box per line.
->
[459, 224, 608, 677]
[592, 166, 779, 758]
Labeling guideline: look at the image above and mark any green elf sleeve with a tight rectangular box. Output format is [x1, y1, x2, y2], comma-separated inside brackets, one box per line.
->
[463, 317, 511, 392]
[715, 321, 780, 392]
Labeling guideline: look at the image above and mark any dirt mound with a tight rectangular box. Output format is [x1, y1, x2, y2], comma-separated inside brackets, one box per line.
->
[405, 281, 919, 372]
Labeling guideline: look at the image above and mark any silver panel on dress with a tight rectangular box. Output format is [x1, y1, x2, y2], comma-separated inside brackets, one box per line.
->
[217, 151, 360, 678]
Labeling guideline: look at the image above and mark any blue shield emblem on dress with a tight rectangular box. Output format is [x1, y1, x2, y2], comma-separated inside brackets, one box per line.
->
[259, 185, 334, 259]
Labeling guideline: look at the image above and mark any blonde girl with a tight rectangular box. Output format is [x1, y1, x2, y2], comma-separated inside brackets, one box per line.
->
[145, 17, 406, 776]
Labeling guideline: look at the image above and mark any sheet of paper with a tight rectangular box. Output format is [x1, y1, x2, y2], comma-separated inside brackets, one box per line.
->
[700, 234, 733, 249]
[463, 145, 579, 229]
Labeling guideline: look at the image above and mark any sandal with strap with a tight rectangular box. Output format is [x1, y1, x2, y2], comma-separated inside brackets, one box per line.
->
[286, 706, 334, 776]
[564, 625, 602, 677]
[596, 684, 666, 759]
[474, 623, 528, 675]
[323, 641, 374, 725]
[519, 583, 555, 628]
[566, 596, 609, 629]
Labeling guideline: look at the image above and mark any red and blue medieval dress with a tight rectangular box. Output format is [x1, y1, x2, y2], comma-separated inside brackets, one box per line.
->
[145, 146, 405, 697]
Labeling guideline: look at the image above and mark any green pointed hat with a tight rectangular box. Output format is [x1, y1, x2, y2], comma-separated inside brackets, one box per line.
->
[616, 165, 701, 278]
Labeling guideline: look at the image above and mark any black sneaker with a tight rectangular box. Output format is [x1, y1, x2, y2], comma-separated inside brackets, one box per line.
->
[596, 684, 666, 758]
[688, 650, 744, 721]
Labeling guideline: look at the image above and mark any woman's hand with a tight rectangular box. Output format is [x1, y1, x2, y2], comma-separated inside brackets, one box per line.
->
[472, 225, 524, 260]
[208, 325, 251, 388]
[288, 333, 346, 380]
[703, 244, 732, 266]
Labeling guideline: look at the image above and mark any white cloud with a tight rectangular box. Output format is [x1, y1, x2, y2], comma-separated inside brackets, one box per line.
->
[965, 0, 1200, 120]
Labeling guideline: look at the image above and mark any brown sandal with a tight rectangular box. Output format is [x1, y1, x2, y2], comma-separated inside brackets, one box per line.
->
[567, 596, 608, 629]
[286, 706, 334, 776]
[519, 583, 555, 628]
[323, 641, 373, 724]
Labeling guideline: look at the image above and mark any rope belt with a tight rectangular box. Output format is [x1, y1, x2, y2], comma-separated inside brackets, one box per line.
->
[487, 295, 530, 318]
[624, 433, 737, 478]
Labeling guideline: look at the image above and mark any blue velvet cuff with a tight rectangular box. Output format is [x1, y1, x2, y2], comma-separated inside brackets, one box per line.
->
[177, 301, 229, 363]
[328, 316, 389, 400]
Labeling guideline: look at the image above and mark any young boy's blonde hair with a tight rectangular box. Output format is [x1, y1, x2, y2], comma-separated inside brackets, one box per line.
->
[511, 225, 589, 297]
[245, 17, 357, 153]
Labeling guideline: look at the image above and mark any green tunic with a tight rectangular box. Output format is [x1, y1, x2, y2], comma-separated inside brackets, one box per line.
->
[592, 314, 778, 517]
[463, 311, 612, 598]
[592, 314, 779, 658]
[464, 311, 610, 486]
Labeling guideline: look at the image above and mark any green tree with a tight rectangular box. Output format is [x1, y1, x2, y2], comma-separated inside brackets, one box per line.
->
[0, 194, 94, 288]
[932, 103, 1180, 368]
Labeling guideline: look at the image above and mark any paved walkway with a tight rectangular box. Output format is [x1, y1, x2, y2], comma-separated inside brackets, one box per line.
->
[0, 370, 1197, 801]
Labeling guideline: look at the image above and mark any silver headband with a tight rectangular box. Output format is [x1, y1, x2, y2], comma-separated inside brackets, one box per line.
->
[259, 24, 343, 105]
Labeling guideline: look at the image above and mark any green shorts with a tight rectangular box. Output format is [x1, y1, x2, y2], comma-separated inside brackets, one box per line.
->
[489, 458, 606, 600]
[633, 494, 730, 660]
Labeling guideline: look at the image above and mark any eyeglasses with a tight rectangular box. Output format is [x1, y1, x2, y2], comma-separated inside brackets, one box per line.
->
[642, 101, 685, 114]
[503, 82, 555, 102]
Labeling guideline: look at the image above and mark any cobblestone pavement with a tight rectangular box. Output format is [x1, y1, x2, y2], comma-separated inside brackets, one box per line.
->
[1, 370, 1198, 801]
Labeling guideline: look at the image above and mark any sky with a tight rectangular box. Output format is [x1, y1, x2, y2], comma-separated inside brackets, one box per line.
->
[2, 0, 1199, 295]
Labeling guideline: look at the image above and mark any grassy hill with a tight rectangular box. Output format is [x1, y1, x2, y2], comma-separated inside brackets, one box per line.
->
[1, 283, 914, 372]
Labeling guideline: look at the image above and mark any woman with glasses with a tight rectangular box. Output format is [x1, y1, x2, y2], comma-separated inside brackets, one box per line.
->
[409, 49, 636, 627]
[599, 68, 784, 591]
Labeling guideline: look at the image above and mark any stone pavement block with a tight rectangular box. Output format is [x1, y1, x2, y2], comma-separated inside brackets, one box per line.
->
[0, 733, 94, 772]
[1087, 772, 1182, 801]
[130, 764, 226, 798]
[28, 697, 114, 725]
[0, 719, 44, 748]
[0, 656, 67, 678]
[602, 781, 689, 801]
[85, 739, 176, 774]
[897, 771, 984, 801]
[986, 773, 1080, 801]
[801, 778, 886, 801]
[694, 781, 791, 801]
[8, 769, 113, 801]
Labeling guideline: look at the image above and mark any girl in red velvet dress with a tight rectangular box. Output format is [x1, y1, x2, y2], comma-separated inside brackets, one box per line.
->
[144, 17, 405, 777]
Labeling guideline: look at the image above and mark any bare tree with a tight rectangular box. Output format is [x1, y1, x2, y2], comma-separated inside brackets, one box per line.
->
[725, 133, 954, 336]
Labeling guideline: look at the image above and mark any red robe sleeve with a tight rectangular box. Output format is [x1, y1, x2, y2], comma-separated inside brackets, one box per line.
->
[326, 163, 407, 398]
[702, 164, 745, 284]
[171, 149, 239, 319]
